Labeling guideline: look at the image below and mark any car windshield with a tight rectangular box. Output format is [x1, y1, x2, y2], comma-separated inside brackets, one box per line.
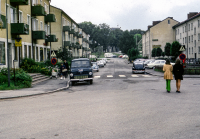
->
[71, 60, 91, 68]
[92, 63, 97, 66]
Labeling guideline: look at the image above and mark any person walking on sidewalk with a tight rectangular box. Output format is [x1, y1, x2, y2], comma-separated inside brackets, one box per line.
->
[60, 63, 66, 80]
[173, 59, 184, 93]
[63, 60, 69, 78]
[163, 59, 173, 93]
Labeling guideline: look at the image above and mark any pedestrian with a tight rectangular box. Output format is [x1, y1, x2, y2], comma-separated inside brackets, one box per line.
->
[163, 59, 173, 93]
[173, 59, 184, 93]
[63, 60, 69, 78]
[60, 63, 66, 80]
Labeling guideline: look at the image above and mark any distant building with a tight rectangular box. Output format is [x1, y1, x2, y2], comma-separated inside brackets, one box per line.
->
[142, 17, 179, 58]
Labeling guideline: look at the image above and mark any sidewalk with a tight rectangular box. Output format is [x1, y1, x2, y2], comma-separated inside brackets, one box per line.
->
[0, 77, 70, 100]
[146, 68, 200, 78]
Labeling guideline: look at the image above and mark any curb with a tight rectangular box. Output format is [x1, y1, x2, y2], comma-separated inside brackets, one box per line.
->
[146, 72, 200, 78]
[0, 81, 70, 100]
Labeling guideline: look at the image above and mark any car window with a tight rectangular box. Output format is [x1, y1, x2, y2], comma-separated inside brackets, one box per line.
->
[71, 60, 90, 68]
[154, 61, 160, 64]
[161, 61, 165, 63]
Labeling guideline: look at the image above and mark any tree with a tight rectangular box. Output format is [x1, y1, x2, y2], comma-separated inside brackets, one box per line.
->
[56, 46, 71, 62]
[170, 41, 182, 61]
[162, 52, 165, 57]
[165, 43, 171, 57]
[151, 48, 157, 58]
[156, 47, 163, 57]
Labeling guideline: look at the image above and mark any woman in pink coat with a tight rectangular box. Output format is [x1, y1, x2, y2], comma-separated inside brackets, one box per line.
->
[163, 59, 173, 93]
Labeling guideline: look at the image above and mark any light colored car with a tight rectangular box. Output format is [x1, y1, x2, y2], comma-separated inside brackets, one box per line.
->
[122, 55, 128, 59]
[144, 60, 155, 68]
[91, 62, 99, 72]
[97, 61, 104, 67]
[100, 60, 106, 65]
[147, 60, 166, 68]
[102, 58, 108, 63]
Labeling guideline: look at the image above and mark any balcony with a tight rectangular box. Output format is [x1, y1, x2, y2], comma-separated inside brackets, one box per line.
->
[45, 14, 56, 22]
[69, 29, 75, 35]
[0, 15, 6, 29]
[11, 23, 29, 35]
[32, 30, 46, 39]
[75, 32, 79, 37]
[64, 41, 71, 47]
[83, 38, 87, 42]
[71, 43, 75, 47]
[45, 35, 57, 42]
[10, 0, 28, 5]
[78, 34, 83, 38]
[32, 5, 45, 16]
[63, 26, 70, 32]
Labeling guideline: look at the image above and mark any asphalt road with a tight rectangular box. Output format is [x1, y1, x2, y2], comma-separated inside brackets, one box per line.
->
[1, 58, 200, 139]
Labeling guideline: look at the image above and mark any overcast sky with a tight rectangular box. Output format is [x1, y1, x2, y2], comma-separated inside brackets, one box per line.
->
[50, 0, 200, 31]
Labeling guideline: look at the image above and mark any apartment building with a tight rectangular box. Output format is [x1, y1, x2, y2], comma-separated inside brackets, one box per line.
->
[50, 5, 89, 59]
[142, 17, 179, 58]
[173, 12, 200, 60]
[82, 30, 90, 57]
[0, 0, 55, 68]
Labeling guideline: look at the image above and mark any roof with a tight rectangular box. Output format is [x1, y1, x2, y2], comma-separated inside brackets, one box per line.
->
[173, 12, 200, 28]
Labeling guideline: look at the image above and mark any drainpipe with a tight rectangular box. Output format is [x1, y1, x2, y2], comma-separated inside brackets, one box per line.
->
[186, 23, 189, 63]
[6, 0, 10, 86]
[61, 11, 63, 50]
[31, 0, 33, 60]
[49, 4, 51, 60]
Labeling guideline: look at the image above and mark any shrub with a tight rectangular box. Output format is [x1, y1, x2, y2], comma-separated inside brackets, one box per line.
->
[0, 74, 8, 85]
[11, 71, 32, 87]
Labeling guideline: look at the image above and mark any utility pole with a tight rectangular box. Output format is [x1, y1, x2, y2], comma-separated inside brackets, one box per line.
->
[6, 0, 10, 87]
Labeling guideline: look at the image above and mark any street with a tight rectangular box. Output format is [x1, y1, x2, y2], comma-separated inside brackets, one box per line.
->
[1, 58, 200, 139]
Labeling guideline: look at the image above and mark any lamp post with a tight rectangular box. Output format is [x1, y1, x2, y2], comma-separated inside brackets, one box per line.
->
[6, 0, 10, 87]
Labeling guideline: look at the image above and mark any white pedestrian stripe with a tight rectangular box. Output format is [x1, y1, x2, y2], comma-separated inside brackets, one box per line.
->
[131, 75, 139, 77]
[107, 75, 113, 78]
[94, 76, 100, 78]
[142, 75, 151, 77]
[119, 75, 126, 77]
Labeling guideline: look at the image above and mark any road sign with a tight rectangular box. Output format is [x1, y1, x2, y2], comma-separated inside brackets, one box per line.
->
[179, 45, 185, 51]
[179, 53, 186, 64]
[51, 51, 56, 57]
[51, 58, 57, 65]
[15, 38, 22, 47]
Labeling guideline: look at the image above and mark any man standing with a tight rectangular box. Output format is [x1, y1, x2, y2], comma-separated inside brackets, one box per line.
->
[63, 60, 69, 78]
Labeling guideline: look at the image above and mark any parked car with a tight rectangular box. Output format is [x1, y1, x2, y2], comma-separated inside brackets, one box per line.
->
[112, 55, 117, 58]
[91, 62, 99, 72]
[70, 58, 93, 85]
[122, 55, 128, 59]
[132, 61, 146, 74]
[118, 55, 123, 58]
[97, 61, 104, 67]
[102, 58, 108, 63]
[144, 60, 155, 68]
[147, 60, 166, 69]
[101, 59, 106, 65]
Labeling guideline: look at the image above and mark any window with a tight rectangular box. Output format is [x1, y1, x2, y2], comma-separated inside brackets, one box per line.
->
[192, 47, 193, 54]
[0, 42, 5, 65]
[10, 7, 16, 23]
[168, 20, 170, 24]
[192, 35, 193, 42]
[198, 33, 200, 41]
[183, 38, 184, 44]
[180, 33, 181, 38]
[44, 24, 47, 33]
[24, 45, 27, 58]
[198, 20, 200, 28]
[183, 27, 184, 33]
[40, 21, 43, 30]
[35, 19, 38, 30]
[189, 47, 190, 54]
[185, 37, 187, 43]
[40, 0, 42, 5]
[194, 27, 196, 35]
[185, 26, 187, 32]
[27, 15, 30, 29]
[189, 36, 190, 43]
[191, 23, 193, 30]
[178, 29, 179, 34]
[48, 25, 50, 35]
[195, 40, 196, 47]
[188, 24, 190, 31]
[32, 0, 37, 6]
[199, 47, 200, 54]
[19, 11, 23, 23]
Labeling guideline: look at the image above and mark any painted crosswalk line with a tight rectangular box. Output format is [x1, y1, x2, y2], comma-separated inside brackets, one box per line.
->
[94, 76, 101, 78]
[131, 75, 139, 77]
[142, 75, 151, 77]
[119, 75, 126, 77]
[107, 75, 113, 78]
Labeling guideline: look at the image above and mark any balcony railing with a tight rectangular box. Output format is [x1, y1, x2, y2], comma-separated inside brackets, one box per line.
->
[45, 35, 57, 42]
[32, 30, 46, 39]
[10, 0, 28, 5]
[63, 26, 70, 32]
[32, 5, 45, 16]
[64, 41, 71, 47]
[45, 14, 56, 22]
[69, 29, 75, 35]
[11, 23, 29, 35]
[0, 15, 6, 29]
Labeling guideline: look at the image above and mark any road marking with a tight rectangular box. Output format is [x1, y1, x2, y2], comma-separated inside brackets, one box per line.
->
[142, 75, 151, 77]
[131, 75, 139, 77]
[119, 75, 126, 77]
[94, 76, 100, 78]
[107, 75, 113, 78]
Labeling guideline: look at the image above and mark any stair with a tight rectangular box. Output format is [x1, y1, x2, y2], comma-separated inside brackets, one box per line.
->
[28, 73, 50, 86]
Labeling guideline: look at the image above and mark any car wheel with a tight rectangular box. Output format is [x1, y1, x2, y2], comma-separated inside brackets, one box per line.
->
[71, 81, 75, 86]
[97, 70, 99, 72]
[90, 80, 93, 84]
[132, 71, 134, 74]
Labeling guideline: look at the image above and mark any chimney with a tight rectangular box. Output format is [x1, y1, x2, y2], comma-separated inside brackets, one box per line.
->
[152, 21, 161, 26]
[187, 12, 198, 19]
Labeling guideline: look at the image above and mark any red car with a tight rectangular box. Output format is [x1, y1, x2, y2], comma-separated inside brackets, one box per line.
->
[118, 55, 123, 58]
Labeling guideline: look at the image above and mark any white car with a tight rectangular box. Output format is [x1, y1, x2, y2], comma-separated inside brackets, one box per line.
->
[97, 61, 104, 67]
[147, 60, 166, 69]
[100, 60, 106, 65]
[102, 58, 108, 63]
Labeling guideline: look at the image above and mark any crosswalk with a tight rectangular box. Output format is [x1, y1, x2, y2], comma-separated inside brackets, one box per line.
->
[94, 74, 152, 78]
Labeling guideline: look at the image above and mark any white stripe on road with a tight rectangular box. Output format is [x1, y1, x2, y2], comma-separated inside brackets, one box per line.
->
[119, 75, 126, 77]
[142, 75, 151, 77]
[107, 75, 113, 78]
[131, 75, 139, 77]
[94, 76, 101, 78]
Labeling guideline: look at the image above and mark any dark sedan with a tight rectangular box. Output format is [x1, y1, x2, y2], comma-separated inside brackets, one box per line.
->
[132, 61, 145, 74]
